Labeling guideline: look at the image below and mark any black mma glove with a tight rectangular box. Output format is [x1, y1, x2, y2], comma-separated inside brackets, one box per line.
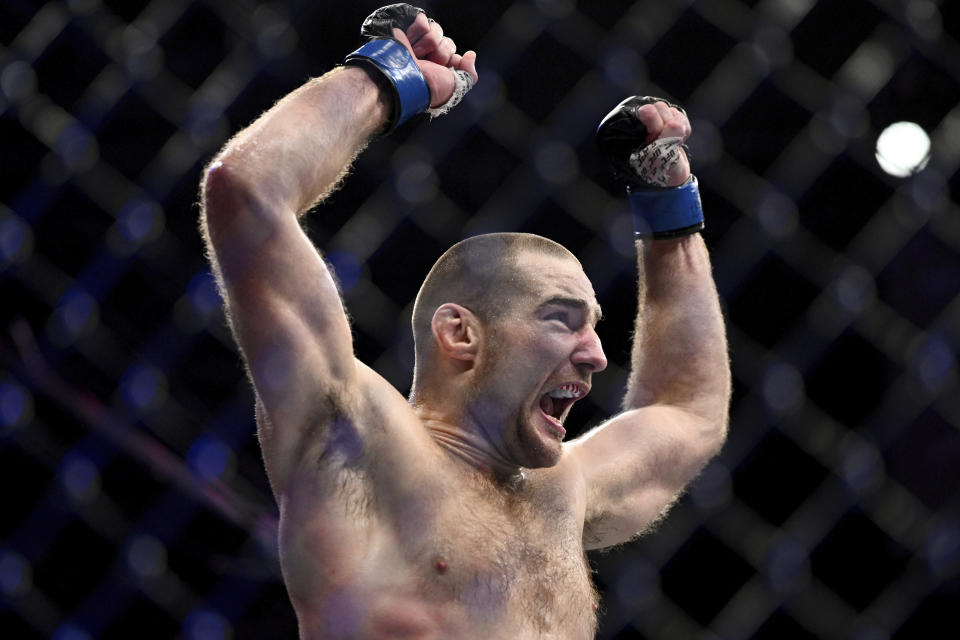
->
[344, 4, 474, 133]
[597, 96, 704, 239]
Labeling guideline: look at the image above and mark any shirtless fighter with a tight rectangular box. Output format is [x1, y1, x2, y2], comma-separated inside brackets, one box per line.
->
[200, 4, 730, 638]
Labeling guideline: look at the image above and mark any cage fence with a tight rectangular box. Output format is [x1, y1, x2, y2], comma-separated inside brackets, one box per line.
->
[1, 0, 959, 638]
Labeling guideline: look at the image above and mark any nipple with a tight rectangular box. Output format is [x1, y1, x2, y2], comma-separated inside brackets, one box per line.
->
[433, 556, 448, 574]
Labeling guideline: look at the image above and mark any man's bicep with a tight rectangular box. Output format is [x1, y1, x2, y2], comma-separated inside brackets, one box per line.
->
[570, 405, 724, 549]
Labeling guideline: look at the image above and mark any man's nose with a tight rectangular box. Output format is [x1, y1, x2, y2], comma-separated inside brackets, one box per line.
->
[573, 327, 607, 372]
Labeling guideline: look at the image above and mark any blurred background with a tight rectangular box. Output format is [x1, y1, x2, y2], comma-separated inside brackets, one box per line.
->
[2, 0, 958, 638]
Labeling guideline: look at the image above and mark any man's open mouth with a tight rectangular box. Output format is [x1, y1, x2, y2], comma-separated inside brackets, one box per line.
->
[538, 382, 588, 424]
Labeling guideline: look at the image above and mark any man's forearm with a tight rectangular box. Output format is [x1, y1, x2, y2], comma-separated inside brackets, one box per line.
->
[624, 234, 731, 426]
[207, 66, 391, 217]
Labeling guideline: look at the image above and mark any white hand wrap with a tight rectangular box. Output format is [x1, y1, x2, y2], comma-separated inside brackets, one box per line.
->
[426, 69, 474, 118]
[629, 136, 685, 187]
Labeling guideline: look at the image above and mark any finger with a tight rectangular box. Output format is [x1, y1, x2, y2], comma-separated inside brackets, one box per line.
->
[662, 119, 687, 140]
[426, 36, 456, 67]
[391, 27, 416, 58]
[662, 107, 689, 140]
[457, 50, 479, 85]
[668, 106, 693, 139]
[680, 110, 693, 138]
[412, 20, 444, 57]
[635, 103, 664, 143]
[405, 11, 431, 44]
[652, 101, 673, 125]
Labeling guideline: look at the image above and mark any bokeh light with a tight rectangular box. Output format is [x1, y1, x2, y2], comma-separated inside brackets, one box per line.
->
[875, 121, 931, 177]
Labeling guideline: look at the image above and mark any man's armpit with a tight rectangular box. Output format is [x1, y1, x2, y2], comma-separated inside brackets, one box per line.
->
[582, 486, 683, 551]
[583, 512, 618, 550]
[256, 381, 368, 488]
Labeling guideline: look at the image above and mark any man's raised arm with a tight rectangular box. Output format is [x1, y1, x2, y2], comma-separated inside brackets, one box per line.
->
[199, 6, 477, 493]
[572, 98, 731, 549]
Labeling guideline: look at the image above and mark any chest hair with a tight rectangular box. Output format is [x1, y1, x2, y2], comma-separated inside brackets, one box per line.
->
[402, 472, 598, 634]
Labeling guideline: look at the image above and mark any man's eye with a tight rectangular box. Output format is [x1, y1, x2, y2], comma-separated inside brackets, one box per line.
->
[547, 312, 570, 325]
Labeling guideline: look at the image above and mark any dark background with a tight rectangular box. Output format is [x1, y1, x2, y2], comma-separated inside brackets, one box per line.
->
[2, 0, 959, 638]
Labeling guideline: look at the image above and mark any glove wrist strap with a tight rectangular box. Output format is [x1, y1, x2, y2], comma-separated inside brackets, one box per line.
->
[628, 176, 705, 239]
[344, 39, 430, 133]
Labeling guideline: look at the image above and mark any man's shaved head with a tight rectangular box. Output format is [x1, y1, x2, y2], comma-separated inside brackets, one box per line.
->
[411, 232, 578, 383]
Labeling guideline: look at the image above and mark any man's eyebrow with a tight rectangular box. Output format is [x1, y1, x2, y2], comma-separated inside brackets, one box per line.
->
[540, 297, 603, 325]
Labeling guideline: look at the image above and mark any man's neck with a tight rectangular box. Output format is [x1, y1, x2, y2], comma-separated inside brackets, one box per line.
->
[415, 406, 525, 483]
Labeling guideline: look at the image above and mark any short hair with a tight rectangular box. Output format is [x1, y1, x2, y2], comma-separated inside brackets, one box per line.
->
[411, 232, 577, 376]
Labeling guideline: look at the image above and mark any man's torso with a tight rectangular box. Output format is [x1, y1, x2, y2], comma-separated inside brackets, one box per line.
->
[269, 378, 598, 639]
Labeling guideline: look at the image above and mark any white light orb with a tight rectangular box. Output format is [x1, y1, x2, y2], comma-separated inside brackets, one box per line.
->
[875, 121, 931, 177]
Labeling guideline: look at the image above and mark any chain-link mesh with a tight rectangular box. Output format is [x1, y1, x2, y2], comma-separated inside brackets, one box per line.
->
[2, 0, 958, 638]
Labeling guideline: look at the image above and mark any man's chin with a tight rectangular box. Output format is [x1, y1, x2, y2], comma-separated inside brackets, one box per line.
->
[517, 420, 565, 469]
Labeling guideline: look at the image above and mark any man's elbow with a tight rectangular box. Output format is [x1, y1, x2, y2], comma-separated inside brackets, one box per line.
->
[202, 159, 253, 223]
[200, 157, 289, 238]
[199, 158, 290, 285]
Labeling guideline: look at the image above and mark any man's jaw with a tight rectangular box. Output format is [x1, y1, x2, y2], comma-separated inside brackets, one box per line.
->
[417, 381, 590, 475]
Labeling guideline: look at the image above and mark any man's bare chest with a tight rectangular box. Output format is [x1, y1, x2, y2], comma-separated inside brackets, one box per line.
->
[386, 475, 599, 635]
[280, 435, 598, 637]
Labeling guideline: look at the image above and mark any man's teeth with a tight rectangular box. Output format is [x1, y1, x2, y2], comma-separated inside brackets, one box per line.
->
[548, 384, 583, 399]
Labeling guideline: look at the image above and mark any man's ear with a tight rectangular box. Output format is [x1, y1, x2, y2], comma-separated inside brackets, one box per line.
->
[431, 303, 480, 361]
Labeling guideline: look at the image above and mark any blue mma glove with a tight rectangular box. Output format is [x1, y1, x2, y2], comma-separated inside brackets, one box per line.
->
[597, 96, 705, 239]
[344, 4, 431, 133]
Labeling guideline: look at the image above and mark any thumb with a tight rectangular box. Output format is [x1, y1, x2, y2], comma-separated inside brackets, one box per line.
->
[419, 63, 456, 106]
[458, 50, 479, 85]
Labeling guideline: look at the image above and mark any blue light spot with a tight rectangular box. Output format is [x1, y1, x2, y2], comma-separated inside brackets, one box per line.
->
[60, 454, 100, 501]
[0, 550, 31, 595]
[0, 215, 30, 261]
[762, 362, 804, 412]
[0, 382, 28, 427]
[690, 461, 731, 510]
[56, 289, 96, 336]
[602, 46, 640, 87]
[461, 67, 499, 109]
[55, 123, 93, 167]
[121, 365, 162, 410]
[119, 199, 158, 243]
[187, 103, 223, 141]
[841, 443, 882, 494]
[188, 435, 232, 480]
[909, 169, 946, 212]
[52, 623, 92, 640]
[126, 535, 166, 578]
[0, 60, 36, 100]
[925, 524, 959, 575]
[533, 140, 578, 185]
[188, 271, 222, 315]
[757, 188, 799, 238]
[184, 609, 231, 640]
[913, 335, 956, 393]
[612, 557, 656, 610]
[327, 251, 361, 292]
[765, 540, 809, 593]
